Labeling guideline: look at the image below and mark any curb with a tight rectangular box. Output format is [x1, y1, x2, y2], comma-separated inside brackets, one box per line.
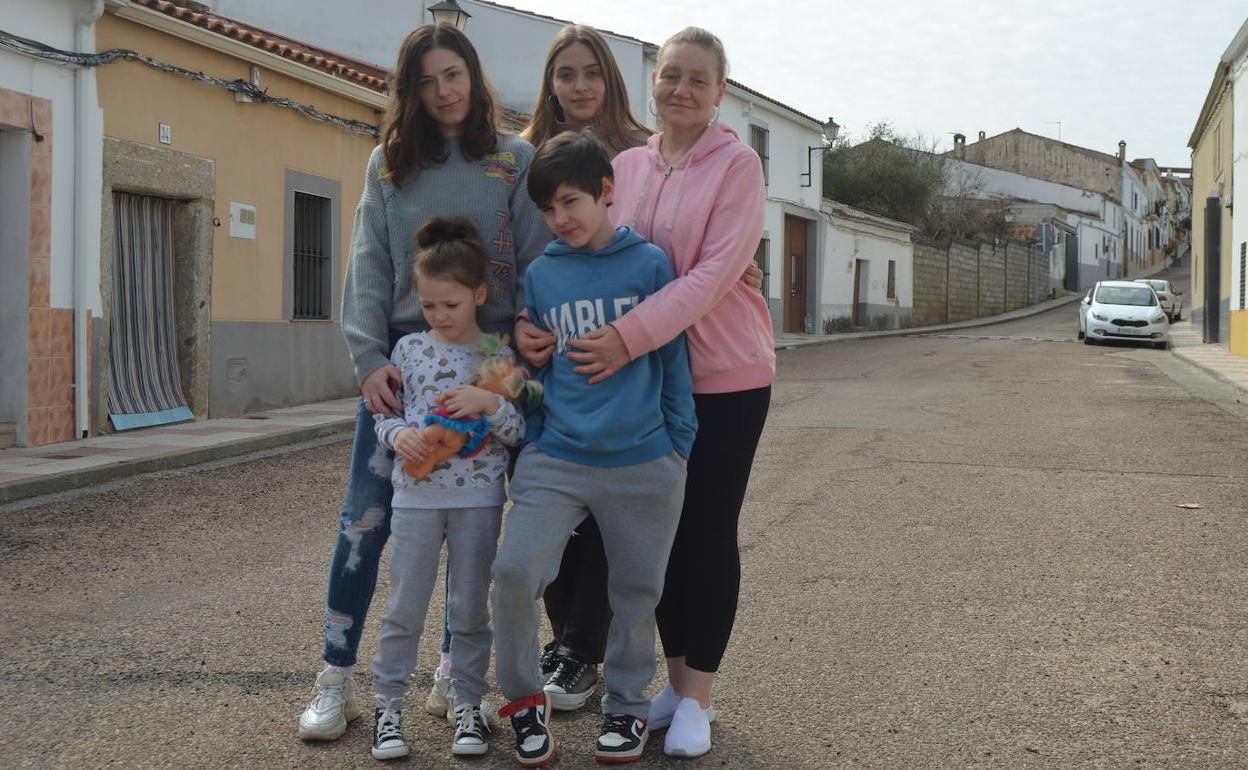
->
[1169, 347, 1248, 397]
[0, 418, 355, 506]
[775, 293, 1084, 351]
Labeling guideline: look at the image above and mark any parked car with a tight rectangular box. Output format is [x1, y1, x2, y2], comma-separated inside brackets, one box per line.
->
[1077, 288, 1092, 339]
[1078, 280, 1170, 350]
[1133, 278, 1183, 321]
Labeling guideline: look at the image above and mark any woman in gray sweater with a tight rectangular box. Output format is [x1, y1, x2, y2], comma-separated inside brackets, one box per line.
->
[297, 21, 547, 749]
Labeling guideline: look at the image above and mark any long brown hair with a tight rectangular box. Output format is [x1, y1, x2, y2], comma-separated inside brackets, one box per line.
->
[382, 23, 499, 187]
[522, 25, 650, 153]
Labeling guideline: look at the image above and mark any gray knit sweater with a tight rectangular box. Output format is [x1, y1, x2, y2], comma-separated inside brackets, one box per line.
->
[341, 135, 550, 383]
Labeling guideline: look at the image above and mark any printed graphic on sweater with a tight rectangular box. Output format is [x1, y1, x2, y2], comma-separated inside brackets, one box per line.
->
[542, 296, 640, 354]
[481, 152, 519, 185]
[373, 332, 525, 509]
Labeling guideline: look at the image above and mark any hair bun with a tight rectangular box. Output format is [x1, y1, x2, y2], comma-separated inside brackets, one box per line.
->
[416, 216, 481, 249]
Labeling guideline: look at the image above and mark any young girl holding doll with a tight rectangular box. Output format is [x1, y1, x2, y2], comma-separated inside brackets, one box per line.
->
[367, 217, 526, 761]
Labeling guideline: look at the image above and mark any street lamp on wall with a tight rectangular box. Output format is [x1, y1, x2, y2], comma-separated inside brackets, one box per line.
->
[801, 116, 840, 188]
[429, 0, 471, 30]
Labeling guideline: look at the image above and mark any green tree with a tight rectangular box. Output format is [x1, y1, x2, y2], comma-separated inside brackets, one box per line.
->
[822, 122, 943, 227]
[822, 122, 1008, 241]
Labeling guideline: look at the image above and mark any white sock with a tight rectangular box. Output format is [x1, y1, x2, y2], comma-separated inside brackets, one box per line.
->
[324, 664, 353, 678]
[664, 697, 712, 756]
[437, 653, 453, 678]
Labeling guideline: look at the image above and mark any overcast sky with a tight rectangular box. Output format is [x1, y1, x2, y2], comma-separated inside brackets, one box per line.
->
[513, 0, 1246, 167]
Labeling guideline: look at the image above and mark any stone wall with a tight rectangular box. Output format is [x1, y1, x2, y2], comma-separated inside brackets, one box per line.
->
[1005, 241, 1030, 311]
[978, 242, 1005, 316]
[948, 240, 980, 322]
[910, 237, 1054, 330]
[912, 240, 948, 327]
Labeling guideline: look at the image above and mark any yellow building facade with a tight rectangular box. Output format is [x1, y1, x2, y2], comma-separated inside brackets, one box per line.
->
[1188, 64, 1235, 349]
[93, 1, 384, 428]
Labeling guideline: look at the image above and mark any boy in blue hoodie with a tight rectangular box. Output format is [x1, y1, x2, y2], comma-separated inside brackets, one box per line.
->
[492, 130, 697, 767]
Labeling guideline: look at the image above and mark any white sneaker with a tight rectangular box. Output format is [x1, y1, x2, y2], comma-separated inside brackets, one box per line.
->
[297, 668, 363, 741]
[663, 697, 712, 758]
[646, 685, 715, 731]
[426, 670, 455, 718]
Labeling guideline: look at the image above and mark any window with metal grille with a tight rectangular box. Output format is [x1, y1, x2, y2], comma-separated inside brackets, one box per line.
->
[292, 191, 331, 319]
[887, 259, 897, 299]
[749, 125, 769, 185]
[754, 237, 770, 297]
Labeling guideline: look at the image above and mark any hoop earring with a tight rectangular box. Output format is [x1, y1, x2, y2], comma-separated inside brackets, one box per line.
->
[710, 105, 720, 123]
[647, 97, 659, 117]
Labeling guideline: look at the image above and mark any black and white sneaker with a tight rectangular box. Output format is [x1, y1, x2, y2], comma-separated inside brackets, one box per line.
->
[498, 692, 555, 767]
[371, 699, 408, 760]
[539, 640, 563, 677]
[543, 655, 598, 711]
[595, 713, 647, 763]
[452, 703, 492, 756]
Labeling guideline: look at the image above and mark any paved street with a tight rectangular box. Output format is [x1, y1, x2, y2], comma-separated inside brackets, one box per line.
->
[4, 273, 1248, 768]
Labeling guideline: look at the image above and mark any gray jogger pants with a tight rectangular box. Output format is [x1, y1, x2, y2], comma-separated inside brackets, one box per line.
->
[371, 505, 501, 707]
[491, 446, 686, 718]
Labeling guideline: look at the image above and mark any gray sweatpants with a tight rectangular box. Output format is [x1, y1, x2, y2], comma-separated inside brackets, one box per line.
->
[491, 446, 686, 718]
[371, 505, 501, 707]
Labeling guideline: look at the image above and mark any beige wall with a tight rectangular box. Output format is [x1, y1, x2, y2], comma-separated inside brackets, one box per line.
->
[962, 131, 1123, 202]
[1190, 83, 1233, 321]
[96, 14, 379, 322]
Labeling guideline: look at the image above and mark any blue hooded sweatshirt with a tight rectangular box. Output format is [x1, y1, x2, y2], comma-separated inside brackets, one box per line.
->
[524, 226, 697, 466]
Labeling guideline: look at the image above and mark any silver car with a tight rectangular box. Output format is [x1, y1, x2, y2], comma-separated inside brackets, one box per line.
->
[1133, 279, 1183, 321]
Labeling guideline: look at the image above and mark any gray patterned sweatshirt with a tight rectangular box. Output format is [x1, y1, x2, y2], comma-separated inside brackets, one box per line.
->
[374, 332, 525, 510]
[341, 135, 550, 384]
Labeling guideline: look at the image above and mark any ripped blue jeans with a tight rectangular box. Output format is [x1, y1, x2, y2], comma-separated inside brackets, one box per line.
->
[322, 397, 451, 666]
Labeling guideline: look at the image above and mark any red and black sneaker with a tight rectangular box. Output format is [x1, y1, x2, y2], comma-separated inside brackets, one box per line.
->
[594, 713, 647, 763]
[498, 692, 555, 767]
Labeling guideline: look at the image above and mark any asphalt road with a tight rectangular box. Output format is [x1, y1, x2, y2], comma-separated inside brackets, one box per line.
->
[3, 264, 1246, 768]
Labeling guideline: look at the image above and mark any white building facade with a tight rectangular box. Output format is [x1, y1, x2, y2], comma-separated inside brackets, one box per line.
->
[1231, 25, 1248, 320]
[818, 201, 913, 331]
[0, 0, 104, 446]
[943, 157, 1122, 289]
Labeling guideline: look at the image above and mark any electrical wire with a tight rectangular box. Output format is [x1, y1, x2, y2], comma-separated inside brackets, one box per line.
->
[0, 28, 380, 138]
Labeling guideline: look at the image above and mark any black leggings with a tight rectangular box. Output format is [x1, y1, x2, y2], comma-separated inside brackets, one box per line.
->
[656, 385, 770, 673]
[542, 517, 610, 663]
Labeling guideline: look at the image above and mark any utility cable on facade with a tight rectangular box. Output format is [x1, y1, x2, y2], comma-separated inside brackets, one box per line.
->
[0, 28, 380, 138]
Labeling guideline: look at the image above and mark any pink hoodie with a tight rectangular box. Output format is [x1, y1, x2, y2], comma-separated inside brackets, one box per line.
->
[609, 122, 776, 394]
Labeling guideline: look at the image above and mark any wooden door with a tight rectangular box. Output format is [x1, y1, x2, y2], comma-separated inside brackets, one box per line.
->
[783, 215, 808, 333]
[852, 259, 868, 326]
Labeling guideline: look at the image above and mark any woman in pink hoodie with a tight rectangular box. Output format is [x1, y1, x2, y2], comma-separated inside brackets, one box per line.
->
[566, 26, 774, 759]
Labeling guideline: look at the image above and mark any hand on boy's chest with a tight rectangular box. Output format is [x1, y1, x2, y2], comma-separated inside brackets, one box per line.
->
[536, 270, 651, 356]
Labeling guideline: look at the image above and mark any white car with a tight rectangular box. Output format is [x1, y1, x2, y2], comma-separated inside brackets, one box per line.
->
[1077, 280, 1170, 350]
[1133, 278, 1183, 321]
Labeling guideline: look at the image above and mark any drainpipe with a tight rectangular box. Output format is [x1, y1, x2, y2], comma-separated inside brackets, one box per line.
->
[74, 0, 104, 438]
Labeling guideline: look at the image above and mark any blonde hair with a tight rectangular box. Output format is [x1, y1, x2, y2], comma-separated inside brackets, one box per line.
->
[657, 26, 728, 83]
[523, 25, 651, 153]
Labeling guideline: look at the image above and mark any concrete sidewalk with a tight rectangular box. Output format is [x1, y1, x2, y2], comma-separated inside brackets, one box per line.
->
[1168, 321, 1248, 395]
[0, 399, 358, 504]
